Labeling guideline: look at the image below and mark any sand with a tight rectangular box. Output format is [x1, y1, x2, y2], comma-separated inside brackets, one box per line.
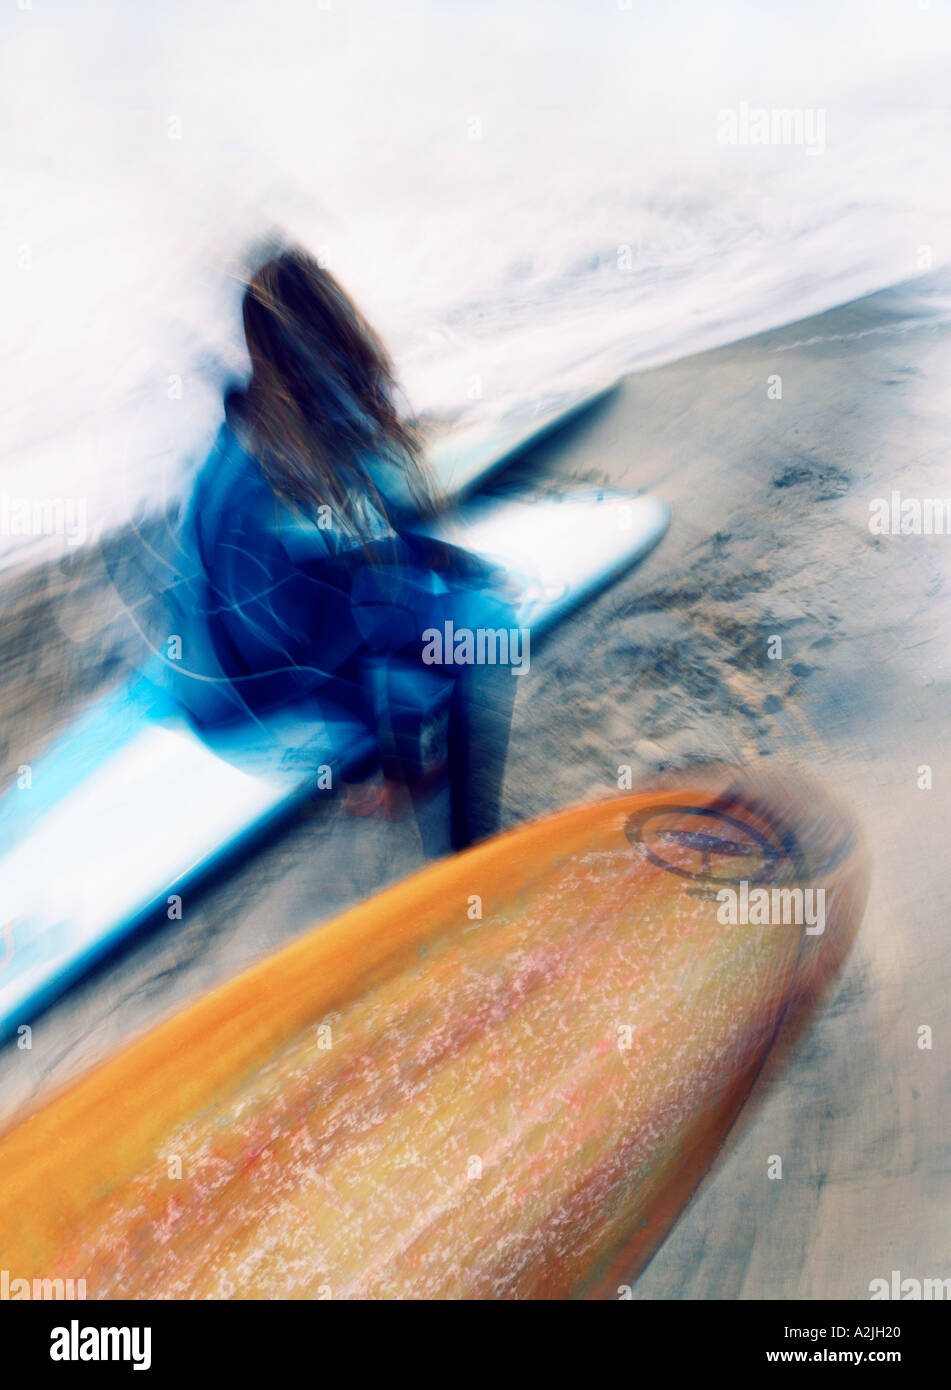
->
[2, 270, 950, 1299]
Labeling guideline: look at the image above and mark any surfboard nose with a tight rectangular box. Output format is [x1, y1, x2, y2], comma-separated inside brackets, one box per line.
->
[624, 760, 869, 989]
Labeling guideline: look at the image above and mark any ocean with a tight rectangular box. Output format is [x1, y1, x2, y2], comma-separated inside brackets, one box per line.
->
[2, 0, 950, 566]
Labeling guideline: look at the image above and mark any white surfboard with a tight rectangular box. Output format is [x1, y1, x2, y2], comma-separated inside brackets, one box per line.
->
[427, 384, 616, 499]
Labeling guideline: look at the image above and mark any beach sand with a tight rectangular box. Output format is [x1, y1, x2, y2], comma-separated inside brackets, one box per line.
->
[2, 271, 950, 1299]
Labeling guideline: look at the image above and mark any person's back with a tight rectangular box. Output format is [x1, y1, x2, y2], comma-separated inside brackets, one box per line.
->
[163, 242, 514, 849]
[165, 247, 427, 718]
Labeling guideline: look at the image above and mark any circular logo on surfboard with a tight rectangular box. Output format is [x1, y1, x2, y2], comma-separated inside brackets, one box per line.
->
[624, 800, 798, 895]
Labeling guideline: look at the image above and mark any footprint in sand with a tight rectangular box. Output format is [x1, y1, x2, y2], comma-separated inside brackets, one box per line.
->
[772, 458, 851, 502]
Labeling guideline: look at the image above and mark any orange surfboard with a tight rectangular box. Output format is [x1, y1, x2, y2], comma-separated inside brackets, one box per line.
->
[0, 767, 868, 1299]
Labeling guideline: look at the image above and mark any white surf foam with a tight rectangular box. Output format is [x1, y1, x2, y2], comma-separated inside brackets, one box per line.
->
[2, 0, 950, 566]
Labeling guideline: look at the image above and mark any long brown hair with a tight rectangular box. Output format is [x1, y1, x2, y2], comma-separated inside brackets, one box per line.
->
[235, 244, 434, 536]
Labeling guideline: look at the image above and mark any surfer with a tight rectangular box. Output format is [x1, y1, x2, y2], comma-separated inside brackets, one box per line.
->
[166, 243, 516, 851]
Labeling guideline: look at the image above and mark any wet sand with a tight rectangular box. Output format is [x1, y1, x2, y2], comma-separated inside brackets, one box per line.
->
[2, 272, 950, 1298]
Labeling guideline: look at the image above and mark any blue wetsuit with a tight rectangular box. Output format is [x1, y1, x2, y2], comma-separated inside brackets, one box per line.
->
[164, 412, 515, 848]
